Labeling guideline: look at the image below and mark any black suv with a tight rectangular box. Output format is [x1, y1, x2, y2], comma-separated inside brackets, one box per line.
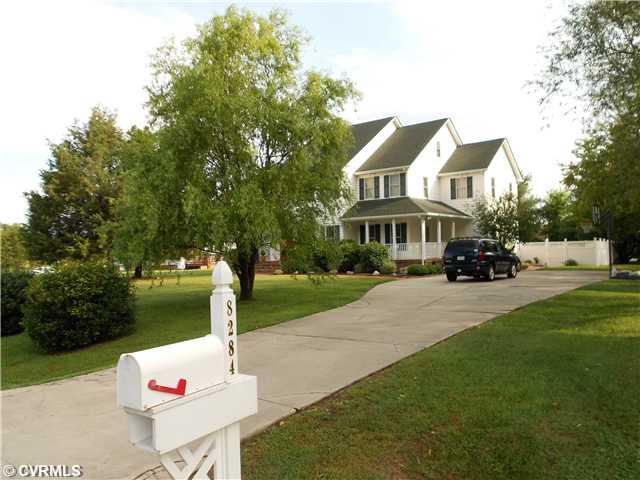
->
[443, 237, 521, 282]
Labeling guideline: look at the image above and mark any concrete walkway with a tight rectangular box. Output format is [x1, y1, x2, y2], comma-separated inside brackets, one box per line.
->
[1, 270, 606, 479]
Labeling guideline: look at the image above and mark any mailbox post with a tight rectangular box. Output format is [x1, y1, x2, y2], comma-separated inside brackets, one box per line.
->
[117, 261, 257, 480]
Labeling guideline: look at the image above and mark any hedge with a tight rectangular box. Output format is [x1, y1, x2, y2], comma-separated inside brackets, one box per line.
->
[23, 262, 136, 352]
[1, 271, 33, 336]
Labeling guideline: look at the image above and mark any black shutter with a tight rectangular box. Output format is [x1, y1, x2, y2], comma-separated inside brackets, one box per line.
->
[359, 178, 365, 200]
[450, 178, 456, 199]
[384, 224, 391, 244]
[400, 172, 406, 196]
[397, 223, 407, 244]
[384, 175, 390, 198]
[359, 225, 365, 245]
[375, 224, 381, 243]
[335, 225, 341, 240]
[374, 176, 380, 199]
[467, 176, 473, 198]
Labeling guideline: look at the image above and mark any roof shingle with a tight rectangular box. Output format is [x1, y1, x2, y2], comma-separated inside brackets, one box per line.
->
[439, 138, 504, 174]
[350, 117, 394, 157]
[356, 119, 448, 172]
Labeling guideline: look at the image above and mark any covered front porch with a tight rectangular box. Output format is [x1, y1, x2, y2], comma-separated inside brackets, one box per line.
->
[340, 197, 473, 263]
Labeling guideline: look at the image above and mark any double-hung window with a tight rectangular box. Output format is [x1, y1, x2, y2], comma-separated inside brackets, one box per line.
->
[383, 173, 406, 197]
[450, 176, 473, 200]
[389, 174, 401, 196]
[364, 177, 374, 199]
[359, 176, 378, 200]
[324, 225, 340, 241]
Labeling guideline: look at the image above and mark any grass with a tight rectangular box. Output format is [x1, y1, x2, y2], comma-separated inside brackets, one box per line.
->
[541, 264, 640, 271]
[242, 280, 640, 480]
[1, 272, 389, 389]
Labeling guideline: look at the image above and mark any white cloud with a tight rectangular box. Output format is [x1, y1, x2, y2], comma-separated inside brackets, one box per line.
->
[0, 0, 196, 222]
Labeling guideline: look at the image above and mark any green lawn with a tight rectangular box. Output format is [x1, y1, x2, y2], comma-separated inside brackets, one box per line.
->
[541, 264, 640, 271]
[242, 280, 640, 480]
[1, 272, 389, 389]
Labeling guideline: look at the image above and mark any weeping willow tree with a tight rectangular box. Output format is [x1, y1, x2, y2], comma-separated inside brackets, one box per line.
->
[122, 7, 358, 299]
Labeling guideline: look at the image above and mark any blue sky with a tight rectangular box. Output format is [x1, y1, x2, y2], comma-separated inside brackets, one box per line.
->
[0, 0, 582, 224]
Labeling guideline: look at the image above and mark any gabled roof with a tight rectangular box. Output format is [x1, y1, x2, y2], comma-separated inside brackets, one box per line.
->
[350, 117, 395, 157]
[439, 138, 504, 174]
[356, 118, 448, 173]
[341, 197, 470, 220]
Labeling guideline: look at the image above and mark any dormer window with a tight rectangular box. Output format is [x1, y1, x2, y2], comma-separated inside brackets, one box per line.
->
[436, 141, 441, 157]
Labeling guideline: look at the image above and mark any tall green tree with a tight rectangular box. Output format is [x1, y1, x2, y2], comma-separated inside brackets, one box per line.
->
[134, 7, 357, 299]
[536, 1, 640, 123]
[1, 223, 29, 271]
[536, 1, 640, 260]
[567, 109, 640, 261]
[516, 176, 541, 242]
[472, 193, 519, 248]
[24, 107, 124, 263]
[538, 190, 581, 241]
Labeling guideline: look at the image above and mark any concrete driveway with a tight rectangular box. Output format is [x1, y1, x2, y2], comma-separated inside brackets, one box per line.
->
[1, 270, 606, 479]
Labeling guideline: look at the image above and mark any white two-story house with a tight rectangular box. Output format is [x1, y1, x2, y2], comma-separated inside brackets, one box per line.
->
[323, 116, 523, 264]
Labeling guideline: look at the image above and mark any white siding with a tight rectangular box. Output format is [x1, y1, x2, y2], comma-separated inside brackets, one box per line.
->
[406, 122, 458, 200]
[484, 145, 518, 201]
[437, 171, 485, 215]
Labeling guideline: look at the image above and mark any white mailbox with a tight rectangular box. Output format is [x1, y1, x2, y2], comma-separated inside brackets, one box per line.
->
[117, 335, 225, 411]
[117, 261, 257, 480]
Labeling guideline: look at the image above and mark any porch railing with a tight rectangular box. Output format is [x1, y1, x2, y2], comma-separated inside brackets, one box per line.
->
[386, 242, 445, 261]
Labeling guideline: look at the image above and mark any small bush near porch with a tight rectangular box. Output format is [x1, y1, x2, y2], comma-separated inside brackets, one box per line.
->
[242, 280, 640, 479]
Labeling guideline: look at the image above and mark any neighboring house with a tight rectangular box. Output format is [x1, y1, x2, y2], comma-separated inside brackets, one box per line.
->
[323, 116, 523, 263]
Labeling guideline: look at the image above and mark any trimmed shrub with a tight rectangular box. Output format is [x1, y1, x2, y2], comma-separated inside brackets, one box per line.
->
[1, 271, 33, 336]
[407, 264, 430, 276]
[23, 262, 135, 352]
[313, 240, 344, 273]
[379, 260, 397, 275]
[564, 258, 578, 266]
[361, 242, 389, 272]
[281, 244, 312, 274]
[354, 263, 367, 274]
[533, 256, 540, 264]
[428, 264, 443, 274]
[521, 263, 529, 270]
[339, 240, 361, 273]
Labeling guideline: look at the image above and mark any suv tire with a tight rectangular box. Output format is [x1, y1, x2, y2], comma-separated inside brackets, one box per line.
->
[486, 264, 495, 281]
[507, 262, 518, 278]
[446, 272, 457, 282]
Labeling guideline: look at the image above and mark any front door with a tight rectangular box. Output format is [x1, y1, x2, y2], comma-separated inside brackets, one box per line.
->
[369, 224, 381, 243]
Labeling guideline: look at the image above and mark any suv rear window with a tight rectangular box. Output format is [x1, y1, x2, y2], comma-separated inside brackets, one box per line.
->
[444, 240, 478, 256]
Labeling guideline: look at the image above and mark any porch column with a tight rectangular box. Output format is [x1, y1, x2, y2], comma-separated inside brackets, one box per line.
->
[451, 220, 455, 239]
[437, 219, 442, 244]
[365, 220, 370, 243]
[420, 217, 426, 265]
[391, 218, 397, 259]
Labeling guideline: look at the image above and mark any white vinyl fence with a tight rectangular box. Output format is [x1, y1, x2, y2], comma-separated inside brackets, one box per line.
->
[516, 238, 609, 266]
